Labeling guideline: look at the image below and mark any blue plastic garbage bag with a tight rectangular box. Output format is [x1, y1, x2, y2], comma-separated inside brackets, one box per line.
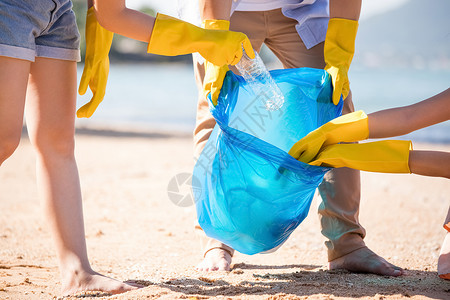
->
[193, 67, 343, 255]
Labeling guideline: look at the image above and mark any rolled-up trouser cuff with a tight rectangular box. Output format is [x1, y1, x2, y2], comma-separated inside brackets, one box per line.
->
[326, 232, 367, 261]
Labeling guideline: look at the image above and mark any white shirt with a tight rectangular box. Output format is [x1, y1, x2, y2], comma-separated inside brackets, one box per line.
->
[235, 0, 300, 11]
[178, 0, 329, 50]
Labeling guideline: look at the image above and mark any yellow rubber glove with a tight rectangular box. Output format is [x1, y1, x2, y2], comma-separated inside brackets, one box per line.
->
[202, 19, 232, 106]
[77, 7, 114, 118]
[148, 14, 254, 66]
[309, 140, 412, 173]
[289, 111, 369, 163]
[324, 18, 358, 105]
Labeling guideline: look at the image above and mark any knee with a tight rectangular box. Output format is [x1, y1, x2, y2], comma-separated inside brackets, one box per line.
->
[0, 135, 21, 164]
[31, 129, 75, 158]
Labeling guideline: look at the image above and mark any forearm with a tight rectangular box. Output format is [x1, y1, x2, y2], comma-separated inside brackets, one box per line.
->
[329, 0, 361, 20]
[368, 88, 450, 138]
[199, 0, 232, 21]
[92, 0, 154, 43]
[409, 150, 450, 179]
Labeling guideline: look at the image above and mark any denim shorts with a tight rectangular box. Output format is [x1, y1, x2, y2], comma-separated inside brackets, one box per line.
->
[0, 0, 80, 62]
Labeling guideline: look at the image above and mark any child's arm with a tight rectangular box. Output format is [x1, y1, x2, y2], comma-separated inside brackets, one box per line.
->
[408, 150, 450, 179]
[289, 88, 450, 163]
[287, 88, 450, 178]
[78, 0, 254, 118]
[368, 88, 450, 138]
[91, 0, 253, 65]
[91, 0, 153, 43]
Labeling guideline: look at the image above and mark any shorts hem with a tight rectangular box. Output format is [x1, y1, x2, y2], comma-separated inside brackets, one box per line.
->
[0, 44, 35, 62]
[36, 45, 81, 62]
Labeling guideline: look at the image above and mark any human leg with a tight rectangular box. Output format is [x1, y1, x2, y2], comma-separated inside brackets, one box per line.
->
[24, 57, 138, 295]
[0, 56, 30, 165]
[264, 9, 403, 276]
[193, 57, 234, 271]
[193, 10, 267, 271]
[438, 209, 450, 279]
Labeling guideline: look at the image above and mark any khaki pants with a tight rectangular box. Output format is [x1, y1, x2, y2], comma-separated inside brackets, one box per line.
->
[193, 9, 367, 261]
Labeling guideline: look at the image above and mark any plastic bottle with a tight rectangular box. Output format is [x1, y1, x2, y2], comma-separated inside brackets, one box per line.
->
[235, 49, 285, 111]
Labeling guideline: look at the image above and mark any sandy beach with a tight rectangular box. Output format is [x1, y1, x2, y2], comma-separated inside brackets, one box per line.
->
[1, 130, 449, 299]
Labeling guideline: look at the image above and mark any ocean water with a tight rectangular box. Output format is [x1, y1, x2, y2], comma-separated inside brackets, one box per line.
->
[76, 63, 450, 143]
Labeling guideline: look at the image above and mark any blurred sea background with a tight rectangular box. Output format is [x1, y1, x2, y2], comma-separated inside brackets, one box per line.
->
[73, 0, 450, 143]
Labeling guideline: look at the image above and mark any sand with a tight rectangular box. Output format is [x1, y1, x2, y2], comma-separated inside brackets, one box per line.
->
[0, 131, 449, 299]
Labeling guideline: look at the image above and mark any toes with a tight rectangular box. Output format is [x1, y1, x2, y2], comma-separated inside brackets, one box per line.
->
[217, 263, 230, 271]
[372, 260, 403, 277]
[388, 268, 403, 277]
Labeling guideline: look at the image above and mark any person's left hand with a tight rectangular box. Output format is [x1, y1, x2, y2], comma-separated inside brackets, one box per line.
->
[288, 110, 369, 163]
[77, 7, 114, 118]
[308, 140, 412, 174]
[324, 18, 358, 105]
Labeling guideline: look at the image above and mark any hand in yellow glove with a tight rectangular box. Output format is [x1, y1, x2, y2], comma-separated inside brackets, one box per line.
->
[148, 14, 254, 67]
[201, 19, 232, 106]
[77, 7, 114, 118]
[288, 111, 369, 163]
[309, 140, 412, 174]
[324, 18, 358, 105]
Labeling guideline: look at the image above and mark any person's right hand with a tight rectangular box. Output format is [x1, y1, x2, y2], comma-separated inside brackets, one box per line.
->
[201, 28, 254, 66]
[77, 7, 114, 118]
[147, 14, 254, 67]
[203, 61, 229, 106]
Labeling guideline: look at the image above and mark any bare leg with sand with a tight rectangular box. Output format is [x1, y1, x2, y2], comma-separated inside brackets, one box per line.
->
[0, 56, 139, 296]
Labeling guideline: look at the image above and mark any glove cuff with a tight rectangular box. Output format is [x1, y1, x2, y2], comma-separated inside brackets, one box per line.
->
[327, 18, 359, 44]
[325, 18, 359, 65]
[148, 13, 185, 54]
[324, 110, 369, 145]
[311, 140, 412, 173]
[202, 19, 230, 30]
[87, 6, 95, 18]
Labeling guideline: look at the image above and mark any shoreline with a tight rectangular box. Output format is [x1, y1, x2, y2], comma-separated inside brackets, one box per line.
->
[19, 123, 450, 145]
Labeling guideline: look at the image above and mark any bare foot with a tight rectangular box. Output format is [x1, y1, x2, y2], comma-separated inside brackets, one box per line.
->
[438, 232, 450, 280]
[61, 269, 141, 296]
[329, 247, 404, 276]
[196, 248, 232, 271]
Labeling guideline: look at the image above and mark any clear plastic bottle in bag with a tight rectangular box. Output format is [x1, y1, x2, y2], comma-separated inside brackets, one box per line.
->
[235, 49, 285, 111]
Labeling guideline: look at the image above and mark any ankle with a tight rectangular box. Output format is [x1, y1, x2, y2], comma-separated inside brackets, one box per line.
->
[204, 246, 233, 257]
[204, 247, 233, 259]
[59, 258, 96, 292]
